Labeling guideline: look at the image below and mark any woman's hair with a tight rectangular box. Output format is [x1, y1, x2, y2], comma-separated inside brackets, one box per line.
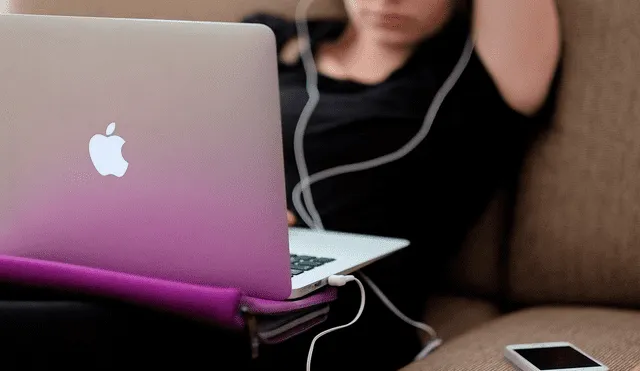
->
[457, 0, 472, 17]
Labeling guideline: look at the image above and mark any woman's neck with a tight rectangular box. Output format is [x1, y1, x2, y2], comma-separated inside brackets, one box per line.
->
[341, 25, 416, 67]
[316, 25, 417, 85]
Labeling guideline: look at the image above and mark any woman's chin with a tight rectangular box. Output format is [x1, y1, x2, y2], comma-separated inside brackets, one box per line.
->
[366, 29, 419, 47]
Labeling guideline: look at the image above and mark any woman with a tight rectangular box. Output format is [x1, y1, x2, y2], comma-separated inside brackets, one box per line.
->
[245, 0, 561, 370]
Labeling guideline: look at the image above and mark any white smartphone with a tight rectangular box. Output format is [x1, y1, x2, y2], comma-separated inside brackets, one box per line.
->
[504, 342, 608, 371]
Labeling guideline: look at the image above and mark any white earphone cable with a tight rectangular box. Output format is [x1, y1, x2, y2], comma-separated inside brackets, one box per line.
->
[292, 0, 475, 368]
[292, 14, 475, 226]
[293, 0, 325, 229]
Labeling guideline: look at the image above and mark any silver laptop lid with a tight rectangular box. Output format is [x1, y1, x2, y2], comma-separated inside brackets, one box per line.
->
[0, 14, 292, 300]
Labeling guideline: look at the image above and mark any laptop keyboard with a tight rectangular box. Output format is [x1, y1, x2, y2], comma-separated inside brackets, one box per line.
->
[290, 254, 335, 277]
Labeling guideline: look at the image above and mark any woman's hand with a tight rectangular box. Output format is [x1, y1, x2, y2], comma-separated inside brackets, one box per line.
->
[287, 210, 297, 226]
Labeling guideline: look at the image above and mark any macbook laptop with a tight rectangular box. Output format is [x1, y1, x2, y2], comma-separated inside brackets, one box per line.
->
[0, 14, 409, 301]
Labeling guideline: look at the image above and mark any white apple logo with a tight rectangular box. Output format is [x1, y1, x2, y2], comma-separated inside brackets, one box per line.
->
[89, 122, 129, 177]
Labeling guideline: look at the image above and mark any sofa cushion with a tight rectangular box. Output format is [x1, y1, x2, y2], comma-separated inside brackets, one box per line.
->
[421, 296, 501, 342]
[401, 306, 640, 371]
[7, 0, 346, 21]
[507, 0, 640, 306]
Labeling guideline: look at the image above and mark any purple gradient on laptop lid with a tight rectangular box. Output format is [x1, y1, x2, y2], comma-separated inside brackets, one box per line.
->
[2, 177, 291, 300]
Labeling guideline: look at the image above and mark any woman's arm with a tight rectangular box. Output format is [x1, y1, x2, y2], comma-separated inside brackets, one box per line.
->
[473, 0, 561, 116]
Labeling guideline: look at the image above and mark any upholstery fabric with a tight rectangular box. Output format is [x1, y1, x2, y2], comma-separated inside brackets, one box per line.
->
[508, 0, 640, 306]
[421, 296, 501, 342]
[402, 306, 640, 371]
[447, 193, 506, 297]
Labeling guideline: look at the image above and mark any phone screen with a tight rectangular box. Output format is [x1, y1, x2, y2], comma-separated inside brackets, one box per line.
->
[515, 346, 600, 369]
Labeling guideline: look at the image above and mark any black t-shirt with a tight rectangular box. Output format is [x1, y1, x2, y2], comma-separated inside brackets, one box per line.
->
[244, 13, 559, 263]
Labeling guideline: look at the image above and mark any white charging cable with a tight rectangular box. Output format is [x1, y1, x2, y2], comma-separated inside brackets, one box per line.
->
[307, 275, 364, 371]
[359, 271, 443, 361]
[307, 274, 440, 371]
[292, 0, 475, 365]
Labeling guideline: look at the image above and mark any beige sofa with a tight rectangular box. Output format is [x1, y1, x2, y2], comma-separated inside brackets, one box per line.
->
[6, 0, 640, 369]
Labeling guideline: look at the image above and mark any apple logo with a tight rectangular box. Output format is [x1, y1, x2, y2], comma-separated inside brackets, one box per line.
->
[89, 122, 129, 177]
